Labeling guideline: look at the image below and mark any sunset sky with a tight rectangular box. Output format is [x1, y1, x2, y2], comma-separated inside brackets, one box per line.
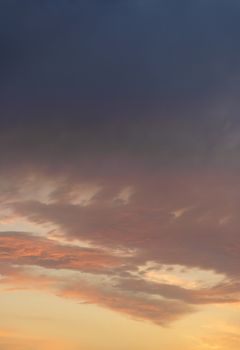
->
[1, 1, 240, 349]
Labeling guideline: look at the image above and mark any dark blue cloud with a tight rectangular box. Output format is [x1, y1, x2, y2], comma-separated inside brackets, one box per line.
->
[1, 0, 240, 102]
[1, 0, 240, 170]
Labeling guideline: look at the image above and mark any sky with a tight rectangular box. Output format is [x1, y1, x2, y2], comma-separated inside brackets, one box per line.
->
[1, 1, 240, 349]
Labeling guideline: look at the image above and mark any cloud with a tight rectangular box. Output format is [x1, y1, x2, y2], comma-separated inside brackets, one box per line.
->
[0, 235, 194, 326]
[1, 0, 240, 329]
[0, 166, 239, 325]
[118, 277, 240, 305]
[10, 170, 240, 278]
[59, 281, 194, 326]
[0, 232, 122, 273]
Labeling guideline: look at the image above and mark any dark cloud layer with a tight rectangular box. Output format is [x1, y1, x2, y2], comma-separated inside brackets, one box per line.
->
[1, 0, 240, 172]
[1, 0, 240, 326]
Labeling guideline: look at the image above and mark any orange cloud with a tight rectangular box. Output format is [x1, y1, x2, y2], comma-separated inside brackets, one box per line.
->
[0, 232, 122, 272]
